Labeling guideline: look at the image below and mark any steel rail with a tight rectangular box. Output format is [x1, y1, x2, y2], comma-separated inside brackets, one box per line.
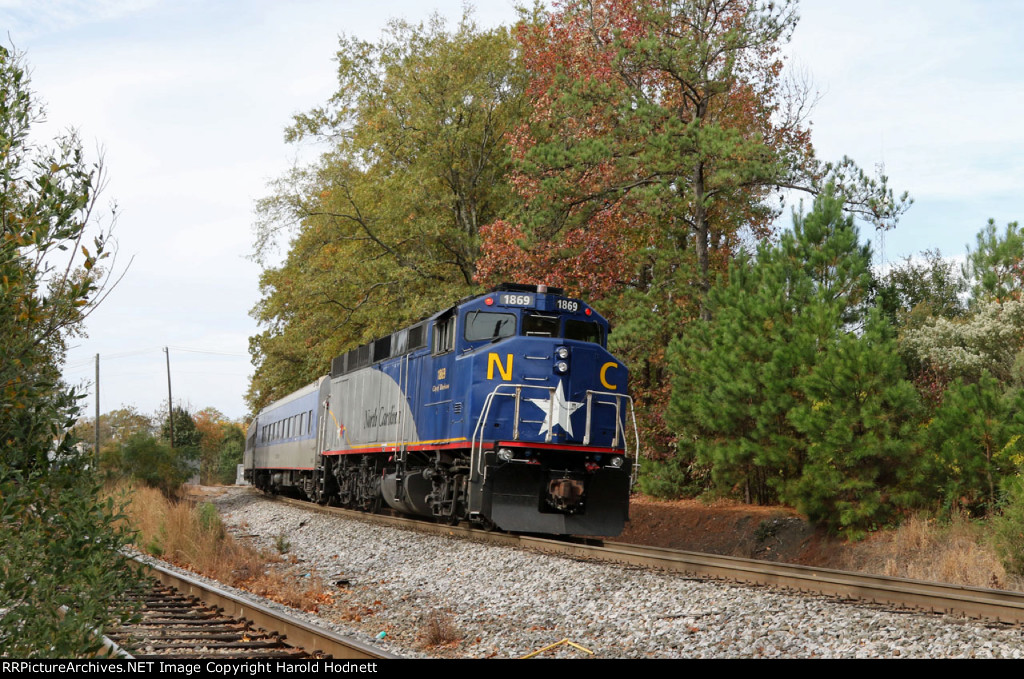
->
[139, 558, 398, 660]
[274, 494, 1024, 625]
[524, 539, 1024, 624]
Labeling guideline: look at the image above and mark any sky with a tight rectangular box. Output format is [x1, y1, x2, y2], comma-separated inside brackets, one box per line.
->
[2, 0, 1020, 423]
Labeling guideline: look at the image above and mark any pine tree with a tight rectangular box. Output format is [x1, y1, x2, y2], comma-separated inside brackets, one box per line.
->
[965, 219, 1024, 303]
[919, 372, 1024, 513]
[668, 188, 921, 535]
[788, 310, 921, 537]
[667, 242, 810, 504]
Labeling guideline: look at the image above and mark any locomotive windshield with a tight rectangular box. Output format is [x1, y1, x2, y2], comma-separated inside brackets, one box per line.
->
[464, 311, 516, 342]
[565, 319, 603, 344]
[523, 313, 559, 337]
[458, 294, 609, 350]
[522, 312, 604, 346]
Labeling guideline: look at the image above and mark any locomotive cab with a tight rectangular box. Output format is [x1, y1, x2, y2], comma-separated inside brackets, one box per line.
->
[454, 284, 637, 535]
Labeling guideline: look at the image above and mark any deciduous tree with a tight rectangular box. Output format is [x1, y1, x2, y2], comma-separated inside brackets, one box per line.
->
[900, 299, 1024, 385]
[0, 45, 138, 656]
[73, 405, 154, 456]
[249, 12, 526, 409]
[193, 407, 244, 485]
[875, 249, 968, 327]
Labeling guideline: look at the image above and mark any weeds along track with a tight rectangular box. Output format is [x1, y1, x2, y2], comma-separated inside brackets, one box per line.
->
[273, 494, 1024, 626]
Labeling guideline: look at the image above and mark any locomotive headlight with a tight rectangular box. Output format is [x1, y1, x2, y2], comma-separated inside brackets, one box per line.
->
[497, 448, 514, 462]
[555, 346, 570, 360]
[555, 361, 569, 373]
[608, 456, 624, 468]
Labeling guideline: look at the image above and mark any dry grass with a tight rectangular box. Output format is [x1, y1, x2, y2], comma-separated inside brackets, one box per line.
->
[242, 567, 334, 612]
[112, 481, 333, 611]
[422, 610, 461, 647]
[838, 513, 1009, 590]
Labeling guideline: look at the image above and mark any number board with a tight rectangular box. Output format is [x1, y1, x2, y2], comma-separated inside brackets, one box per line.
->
[556, 299, 580, 313]
[498, 293, 533, 307]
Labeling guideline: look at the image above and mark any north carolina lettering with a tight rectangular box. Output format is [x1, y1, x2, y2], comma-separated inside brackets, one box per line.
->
[364, 405, 399, 429]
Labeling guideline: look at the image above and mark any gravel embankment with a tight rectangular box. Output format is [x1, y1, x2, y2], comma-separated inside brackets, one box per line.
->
[207, 487, 1024, 659]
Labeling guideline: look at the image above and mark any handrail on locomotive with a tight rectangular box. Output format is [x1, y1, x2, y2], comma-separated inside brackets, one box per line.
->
[470, 382, 639, 486]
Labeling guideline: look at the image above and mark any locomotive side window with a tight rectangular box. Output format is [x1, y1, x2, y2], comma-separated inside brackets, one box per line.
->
[433, 311, 455, 354]
[408, 323, 426, 350]
[523, 313, 559, 337]
[464, 311, 516, 342]
[565, 319, 603, 345]
[373, 336, 391, 362]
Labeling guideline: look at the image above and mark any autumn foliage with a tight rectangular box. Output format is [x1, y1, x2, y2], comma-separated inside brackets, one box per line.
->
[476, 0, 816, 455]
[477, 0, 812, 295]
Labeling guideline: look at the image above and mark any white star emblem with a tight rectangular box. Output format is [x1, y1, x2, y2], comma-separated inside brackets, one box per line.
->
[526, 381, 583, 437]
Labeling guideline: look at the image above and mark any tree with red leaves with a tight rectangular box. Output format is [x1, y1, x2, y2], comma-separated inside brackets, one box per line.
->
[477, 0, 909, 458]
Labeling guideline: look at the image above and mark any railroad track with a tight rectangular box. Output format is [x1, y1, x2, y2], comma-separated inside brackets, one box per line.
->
[275, 494, 1024, 626]
[106, 559, 397, 660]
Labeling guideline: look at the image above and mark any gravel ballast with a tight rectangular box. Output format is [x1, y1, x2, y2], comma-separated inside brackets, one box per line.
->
[207, 487, 1024, 659]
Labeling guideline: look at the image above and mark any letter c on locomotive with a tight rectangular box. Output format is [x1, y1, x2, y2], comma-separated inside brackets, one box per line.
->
[600, 362, 618, 390]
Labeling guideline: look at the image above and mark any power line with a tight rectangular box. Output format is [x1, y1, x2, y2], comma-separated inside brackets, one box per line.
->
[167, 346, 249, 358]
[64, 345, 249, 371]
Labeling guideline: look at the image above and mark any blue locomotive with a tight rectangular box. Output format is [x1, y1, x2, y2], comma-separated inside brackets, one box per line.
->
[243, 284, 637, 536]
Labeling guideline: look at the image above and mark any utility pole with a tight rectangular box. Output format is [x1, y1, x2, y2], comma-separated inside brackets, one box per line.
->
[95, 353, 100, 460]
[164, 346, 174, 447]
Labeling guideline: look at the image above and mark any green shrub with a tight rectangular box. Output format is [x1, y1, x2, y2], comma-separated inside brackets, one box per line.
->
[637, 455, 705, 499]
[117, 432, 192, 496]
[991, 475, 1024, 575]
